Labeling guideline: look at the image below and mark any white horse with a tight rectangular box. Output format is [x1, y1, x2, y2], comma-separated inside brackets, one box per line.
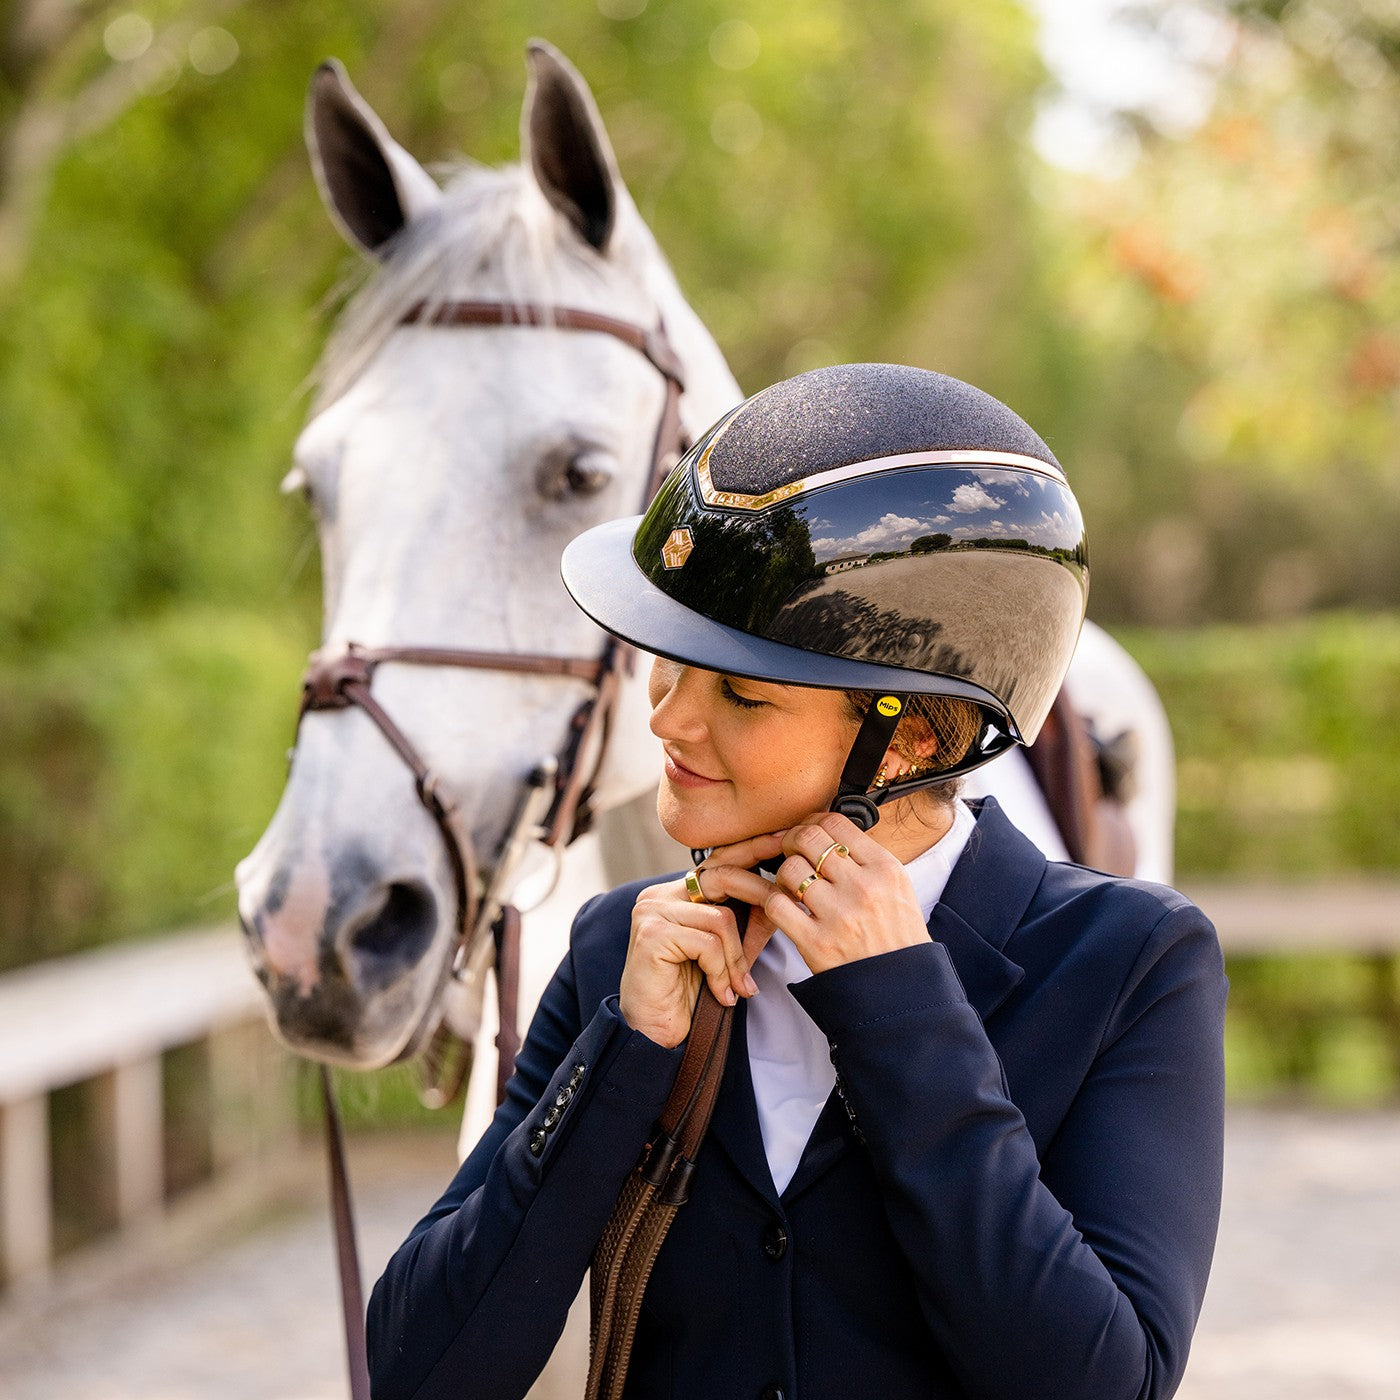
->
[235, 40, 1173, 1396]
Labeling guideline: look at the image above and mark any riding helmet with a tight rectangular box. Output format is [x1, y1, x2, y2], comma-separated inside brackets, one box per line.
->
[562, 362, 1087, 791]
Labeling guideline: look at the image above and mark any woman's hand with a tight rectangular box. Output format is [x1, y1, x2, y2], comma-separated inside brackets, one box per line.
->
[707, 813, 932, 975]
[620, 813, 930, 1046]
[619, 844, 776, 1047]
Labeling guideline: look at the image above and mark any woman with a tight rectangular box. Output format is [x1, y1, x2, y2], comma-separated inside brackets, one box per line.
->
[368, 364, 1226, 1400]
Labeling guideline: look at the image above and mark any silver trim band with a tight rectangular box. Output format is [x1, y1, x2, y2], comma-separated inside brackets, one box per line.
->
[695, 445, 1068, 511]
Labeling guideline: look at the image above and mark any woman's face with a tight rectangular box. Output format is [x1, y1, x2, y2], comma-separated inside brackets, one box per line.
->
[647, 659, 858, 849]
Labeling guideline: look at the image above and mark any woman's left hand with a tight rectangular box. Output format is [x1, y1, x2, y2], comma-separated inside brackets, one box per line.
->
[700, 812, 932, 976]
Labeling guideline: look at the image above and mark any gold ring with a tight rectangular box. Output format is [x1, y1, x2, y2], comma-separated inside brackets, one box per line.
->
[794, 873, 820, 903]
[684, 868, 709, 904]
[813, 841, 849, 878]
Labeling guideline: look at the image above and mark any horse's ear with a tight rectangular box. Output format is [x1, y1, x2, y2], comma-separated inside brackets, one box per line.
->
[522, 39, 621, 253]
[306, 59, 441, 259]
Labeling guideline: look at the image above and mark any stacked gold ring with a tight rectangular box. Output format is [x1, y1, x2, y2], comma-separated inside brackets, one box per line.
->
[684, 868, 709, 904]
[813, 841, 849, 878]
[794, 873, 820, 902]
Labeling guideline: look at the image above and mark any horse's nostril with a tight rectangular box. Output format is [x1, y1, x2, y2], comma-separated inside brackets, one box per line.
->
[345, 882, 438, 990]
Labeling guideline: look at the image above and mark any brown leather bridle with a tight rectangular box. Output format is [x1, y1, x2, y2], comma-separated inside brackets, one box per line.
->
[286, 299, 688, 1400]
[296, 300, 687, 1087]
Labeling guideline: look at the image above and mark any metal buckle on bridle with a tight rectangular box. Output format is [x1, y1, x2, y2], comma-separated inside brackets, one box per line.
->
[453, 756, 560, 981]
[300, 643, 375, 710]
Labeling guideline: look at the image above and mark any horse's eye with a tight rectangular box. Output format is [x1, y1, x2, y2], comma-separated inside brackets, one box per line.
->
[562, 451, 612, 497]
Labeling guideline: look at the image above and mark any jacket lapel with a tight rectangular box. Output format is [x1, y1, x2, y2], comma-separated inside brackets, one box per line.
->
[780, 798, 1043, 1205]
[705, 998, 783, 1209]
[934, 797, 1044, 1018]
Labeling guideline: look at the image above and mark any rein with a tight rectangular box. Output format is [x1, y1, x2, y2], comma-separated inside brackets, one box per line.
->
[298, 301, 687, 1400]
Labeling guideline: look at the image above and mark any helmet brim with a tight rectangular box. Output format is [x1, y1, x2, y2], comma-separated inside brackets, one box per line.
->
[562, 517, 1018, 731]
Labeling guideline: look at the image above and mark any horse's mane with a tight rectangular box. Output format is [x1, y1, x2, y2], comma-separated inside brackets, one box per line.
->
[314, 163, 610, 411]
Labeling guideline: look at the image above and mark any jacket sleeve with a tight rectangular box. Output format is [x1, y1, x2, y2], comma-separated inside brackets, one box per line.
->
[791, 898, 1226, 1400]
[367, 913, 683, 1400]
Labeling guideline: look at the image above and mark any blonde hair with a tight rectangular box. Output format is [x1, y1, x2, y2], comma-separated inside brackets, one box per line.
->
[842, 690, 984, 803]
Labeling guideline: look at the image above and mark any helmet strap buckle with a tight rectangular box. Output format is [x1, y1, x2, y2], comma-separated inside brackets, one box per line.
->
[831, 694, 908, 832]
[831, 792, 881, 830]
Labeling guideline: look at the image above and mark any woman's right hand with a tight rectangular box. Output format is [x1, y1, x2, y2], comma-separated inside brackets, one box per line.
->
[619, 843, 783, 1048]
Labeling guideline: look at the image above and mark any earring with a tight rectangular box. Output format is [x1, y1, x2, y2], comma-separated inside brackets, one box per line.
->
[873, 764, 888, 789]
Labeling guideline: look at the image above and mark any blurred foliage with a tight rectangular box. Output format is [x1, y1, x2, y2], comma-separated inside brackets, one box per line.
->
[1053, 0, 1400, 620]
[300, 1059, 465, 1135]
[1122, 607, 1400, 1105]
[1120, 612, 1400, 874]
[0, 605, 314, 970]
[1224, 952, 1400, 1104]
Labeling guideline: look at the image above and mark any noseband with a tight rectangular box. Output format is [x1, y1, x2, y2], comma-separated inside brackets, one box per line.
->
[296, 301, 687, 1097]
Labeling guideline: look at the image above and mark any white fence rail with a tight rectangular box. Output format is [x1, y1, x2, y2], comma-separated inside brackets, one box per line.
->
[1184, 880, 1400, 953]
[0, 926, 284, 1292]
[1, 883, 1396, 1293]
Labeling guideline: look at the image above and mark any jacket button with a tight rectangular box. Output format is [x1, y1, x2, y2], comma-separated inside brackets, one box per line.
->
[761, 1223, 788, 1260]
[528, 1129, 547, 1157]
[543, 1105, 561, 1130]
[759, 1387, 786, 1400]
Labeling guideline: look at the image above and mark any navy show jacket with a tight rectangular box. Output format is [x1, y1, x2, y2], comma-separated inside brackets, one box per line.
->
[368, 798, 1227, 1400]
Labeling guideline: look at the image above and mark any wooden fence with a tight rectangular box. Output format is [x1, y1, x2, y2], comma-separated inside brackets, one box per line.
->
[1184, 880, 1400, 954]
[0, 926, 291, 1294]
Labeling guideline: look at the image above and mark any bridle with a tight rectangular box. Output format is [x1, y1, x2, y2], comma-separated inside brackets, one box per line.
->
[296, 300, 688, 1102]
[295, 299, 686, 1400]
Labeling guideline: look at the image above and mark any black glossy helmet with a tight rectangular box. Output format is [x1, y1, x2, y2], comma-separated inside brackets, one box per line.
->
[562, 363, 1087, 814]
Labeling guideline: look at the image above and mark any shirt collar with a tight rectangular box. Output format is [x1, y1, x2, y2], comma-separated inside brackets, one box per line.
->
[904, 796, 978, 921]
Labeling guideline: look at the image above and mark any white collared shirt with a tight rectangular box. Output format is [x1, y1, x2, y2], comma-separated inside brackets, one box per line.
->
[747, 799, 979, 1193]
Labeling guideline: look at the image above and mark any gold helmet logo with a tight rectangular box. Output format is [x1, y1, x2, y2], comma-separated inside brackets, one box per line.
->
[661, 528, 695, 570]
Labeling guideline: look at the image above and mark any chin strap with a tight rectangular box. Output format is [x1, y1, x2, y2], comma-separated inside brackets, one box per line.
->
[831, 693, 908, 831]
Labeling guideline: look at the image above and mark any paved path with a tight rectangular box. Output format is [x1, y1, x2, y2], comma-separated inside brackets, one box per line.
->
[1179, 1108, 1400, 1400]
[2, 1110, 1396, 1399]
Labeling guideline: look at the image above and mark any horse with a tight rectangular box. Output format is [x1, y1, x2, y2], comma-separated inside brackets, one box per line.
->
[235, 39, 1174, 1398]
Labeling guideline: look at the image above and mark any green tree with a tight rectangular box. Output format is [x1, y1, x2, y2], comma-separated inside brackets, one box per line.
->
[1045, 0, 1400, 620]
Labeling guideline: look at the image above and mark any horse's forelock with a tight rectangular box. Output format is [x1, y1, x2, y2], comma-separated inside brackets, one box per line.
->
[312, 162, 652, 412]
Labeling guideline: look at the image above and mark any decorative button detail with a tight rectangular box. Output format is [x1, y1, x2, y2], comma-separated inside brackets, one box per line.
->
[661, 527, 694, 570]
[543, 1105, 561, 1130]
[528, 1129, 547, 1158]
[761, 1223, 788, 1261]
[834, 1071, 865, 1144]
[569, 1063, 586, 1089]
[759, 1386, 786, 1400]
[554, 1087, 572, 1110]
